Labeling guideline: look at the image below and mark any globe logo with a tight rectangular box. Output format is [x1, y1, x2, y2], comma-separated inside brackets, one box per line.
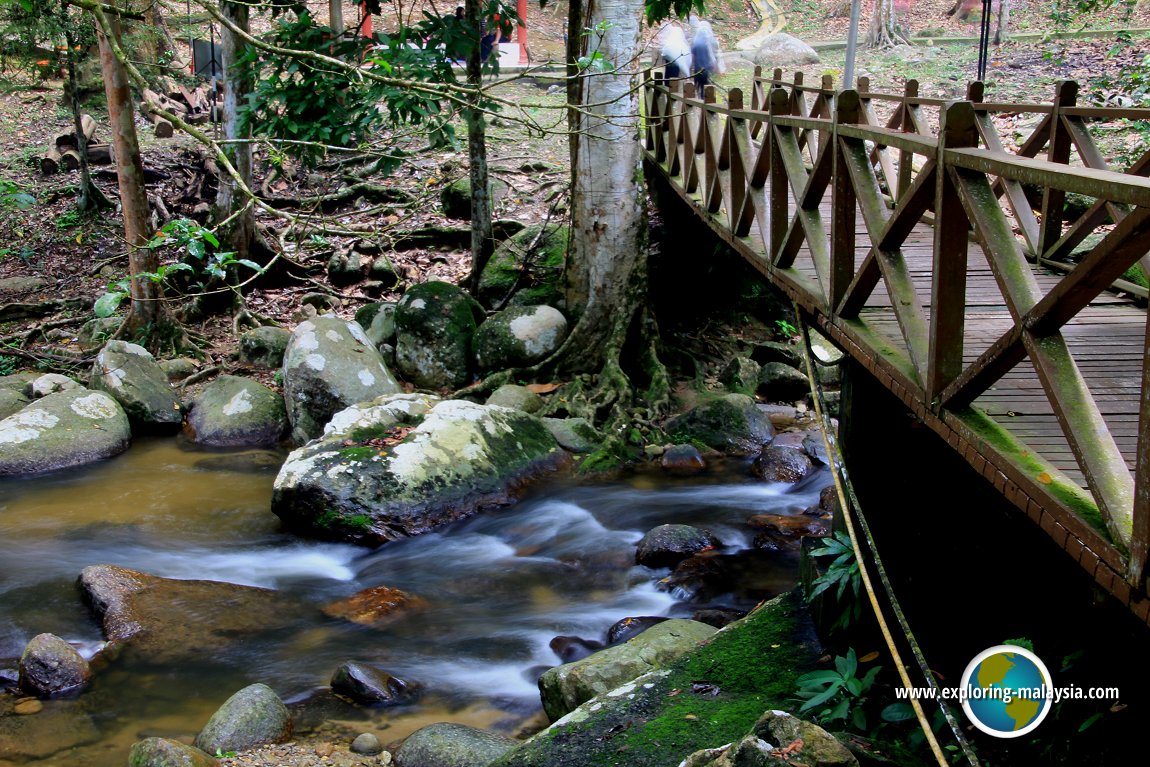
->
[961, 645, 1053, 738]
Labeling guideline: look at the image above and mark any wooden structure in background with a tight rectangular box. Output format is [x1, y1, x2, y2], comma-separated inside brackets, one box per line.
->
[642, 67, 1150, 622]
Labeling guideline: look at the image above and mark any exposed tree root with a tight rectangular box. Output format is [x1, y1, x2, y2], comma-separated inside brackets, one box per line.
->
[264, 182, 414, 211]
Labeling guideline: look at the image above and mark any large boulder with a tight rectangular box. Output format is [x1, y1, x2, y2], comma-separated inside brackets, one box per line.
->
[664, 394, 775, 455]
[281, 316, 401, 444]
[473, 305, 568, 373]
[193, 683, 292, 755]
[0, 385, 30, 419]
[89, 340, 181, 430]
[18, 633, 91, 697]
[394, 281, 485, 390]
[396, 722, 517, 767]
[78, 564, 304, 663]
[748, 33, 820, 67]
[757, 362, 810, 403]
[475, 223, 568, 309]
[0, 389, 130, 477]
[272, 395, 564, 545]
[239, 326, 292, 369]
[129, 738, 220, 767]
[538, 619, 717, 721]
[27, 373, 82, 398]
[185, 375, 287, 447]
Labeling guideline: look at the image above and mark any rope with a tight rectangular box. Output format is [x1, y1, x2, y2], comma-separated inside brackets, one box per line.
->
[793, 305, 979, 767]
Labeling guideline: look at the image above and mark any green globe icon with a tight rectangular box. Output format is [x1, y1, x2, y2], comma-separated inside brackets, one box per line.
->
[961, 645, 1053, 738]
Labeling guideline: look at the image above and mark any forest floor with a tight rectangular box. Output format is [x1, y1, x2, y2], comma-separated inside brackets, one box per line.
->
[1, 0, 1148, 384]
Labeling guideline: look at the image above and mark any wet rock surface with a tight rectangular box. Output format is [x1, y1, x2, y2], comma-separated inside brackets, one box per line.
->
[78, 565, 306, 663]
[635, 524, 723, 569]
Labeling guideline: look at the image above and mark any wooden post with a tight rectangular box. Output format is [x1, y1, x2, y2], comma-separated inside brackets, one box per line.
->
[831, 90, 859, 312]
[1039, 80, 1078, 263]
[769, 87, 788, 261]
[928, 101, 977, 401]
[1132, 314, 1150, 589]
[897, 79, 919, 203]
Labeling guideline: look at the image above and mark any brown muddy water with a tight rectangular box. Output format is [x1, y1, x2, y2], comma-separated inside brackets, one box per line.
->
[0, 438, 829, 765]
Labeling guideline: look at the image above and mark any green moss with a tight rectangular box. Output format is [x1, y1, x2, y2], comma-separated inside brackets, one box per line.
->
[1121, 263, 1148, 289]
[337, 446, 379, 461]
[958, 406, 1111, 542]
[492, 592, 819, 767]
[476, 223, 569, 309]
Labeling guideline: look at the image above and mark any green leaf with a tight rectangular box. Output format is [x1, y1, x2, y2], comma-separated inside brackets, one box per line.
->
[881, 702, 917, 723]
[798, 680, 843, 711]
[826, 697, 850, 722]
[1078, 712, 1104, 732]
[836, 649, 857, 680]
[94, 291, 125, 318]
[851, 706, 867, 730]
[795, 670, 844, 686]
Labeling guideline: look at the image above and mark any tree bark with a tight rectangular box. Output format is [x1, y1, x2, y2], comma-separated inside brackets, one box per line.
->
[566, 0, 586, 181]
[465, 0, 494, 293]
[560, 0, 647, 372]
[96, 17, 163, 332]
[866, 0, 908, 48]
[217, 0, 255, 260]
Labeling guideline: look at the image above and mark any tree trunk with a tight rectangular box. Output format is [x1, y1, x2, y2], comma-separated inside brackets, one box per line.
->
[65, 16, 110, 212]
[465, 0, 494, 293]
[96, 17, 164, 333]
[217, 0, 254, 261]
[566, 0, 586, 182]
[865, 0, 907, 48]
[560, 0, 647, 372]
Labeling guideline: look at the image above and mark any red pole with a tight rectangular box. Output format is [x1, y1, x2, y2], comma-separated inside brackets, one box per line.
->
[362, 2, 374, 37]
[517, 0, 527, 64]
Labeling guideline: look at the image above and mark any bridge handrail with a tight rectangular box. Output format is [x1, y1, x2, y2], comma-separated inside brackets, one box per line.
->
[642, 73, 1150, 603]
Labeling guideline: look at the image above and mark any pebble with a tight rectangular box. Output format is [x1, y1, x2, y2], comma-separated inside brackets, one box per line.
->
[14, 698, 43, 715]
[218, 741, 392, 767]
[350, 733, 383, 756]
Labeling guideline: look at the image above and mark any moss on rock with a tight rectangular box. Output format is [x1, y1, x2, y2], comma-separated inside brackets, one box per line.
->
[475, 224, 569, 310]
[491, 590, 820, 767]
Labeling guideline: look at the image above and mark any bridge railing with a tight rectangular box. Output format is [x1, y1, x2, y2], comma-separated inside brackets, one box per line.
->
[642, 72, 1150, 596]
[753, 68, 1150, 296]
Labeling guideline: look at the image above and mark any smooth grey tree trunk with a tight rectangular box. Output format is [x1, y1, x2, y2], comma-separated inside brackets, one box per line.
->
[560, 0, 647, 372]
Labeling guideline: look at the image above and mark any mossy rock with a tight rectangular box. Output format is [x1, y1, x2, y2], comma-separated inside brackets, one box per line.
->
[475, 223, 569, 310]
[395, 281, 485, 390]
[664, 394, 775, 455]
[490, 591, 820, 767]
[441, 177, 510, 221]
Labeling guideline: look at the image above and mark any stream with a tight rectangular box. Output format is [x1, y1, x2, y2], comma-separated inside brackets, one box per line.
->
[0, 437, 830, 765]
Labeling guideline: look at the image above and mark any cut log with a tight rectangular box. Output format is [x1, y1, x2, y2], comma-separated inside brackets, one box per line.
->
[60, 149, 81, 171]
[86, 143, 114, 165]
[54, 113, 98, 149]
[141, 88, 182, 138]
[41, 145, 62, 175]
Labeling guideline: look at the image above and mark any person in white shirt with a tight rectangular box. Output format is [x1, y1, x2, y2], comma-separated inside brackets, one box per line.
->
[656, 21, 692, 82]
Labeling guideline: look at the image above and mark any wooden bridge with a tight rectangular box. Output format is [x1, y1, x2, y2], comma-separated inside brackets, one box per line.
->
[641, 68, 1150, 623]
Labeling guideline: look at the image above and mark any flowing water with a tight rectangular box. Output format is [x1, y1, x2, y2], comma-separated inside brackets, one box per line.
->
[0, 437, 829, 765]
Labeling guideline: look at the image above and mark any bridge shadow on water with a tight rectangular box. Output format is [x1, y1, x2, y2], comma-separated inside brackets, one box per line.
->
[841, 364, 1149, 765]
